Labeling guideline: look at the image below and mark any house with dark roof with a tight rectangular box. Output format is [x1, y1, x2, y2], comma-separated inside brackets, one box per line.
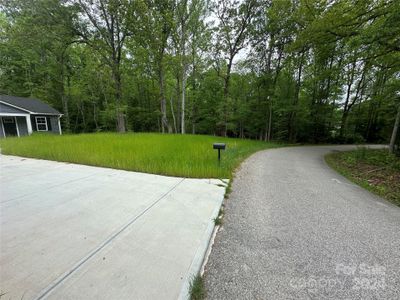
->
[0, 95, 62, 138]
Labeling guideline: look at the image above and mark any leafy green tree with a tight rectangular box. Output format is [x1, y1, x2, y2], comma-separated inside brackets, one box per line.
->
[74, 0, 136, 132]
[1, 0, 399, 146]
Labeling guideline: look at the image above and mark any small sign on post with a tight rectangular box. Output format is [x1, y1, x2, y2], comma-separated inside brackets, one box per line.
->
[213, 143, 226, 162]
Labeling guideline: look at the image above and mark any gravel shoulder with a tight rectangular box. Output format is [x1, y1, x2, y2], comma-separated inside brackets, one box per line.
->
[204, 145, 400, 299]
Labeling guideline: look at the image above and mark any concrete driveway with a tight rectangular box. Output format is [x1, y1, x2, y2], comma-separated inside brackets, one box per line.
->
[0, 155, 226, 300]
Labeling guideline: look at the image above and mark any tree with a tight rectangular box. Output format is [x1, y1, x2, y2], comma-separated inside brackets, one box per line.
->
[0, 0, 78, 131]
[1, 0, 399, 146]
[173, 0, 206, 134]
[75, 0, 133, 132]
[211, 0, 259, 136]
[390, 102, 400, 154]
[135, 0, 176, 133]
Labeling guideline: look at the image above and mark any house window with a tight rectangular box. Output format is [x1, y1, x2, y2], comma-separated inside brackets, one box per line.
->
[35, 117, 48, 131]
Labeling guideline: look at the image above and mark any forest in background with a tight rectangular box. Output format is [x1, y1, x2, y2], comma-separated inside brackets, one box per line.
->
[0, 0, 399, 145]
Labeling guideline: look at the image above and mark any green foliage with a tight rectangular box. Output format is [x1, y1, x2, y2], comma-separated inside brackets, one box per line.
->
[189, 275, 205, 300]
[354, 146, 368, 162]
[0, 133, 281, 178]
[0, 0, 399, 143]
[338, 148, 400, 171]
[213, 207, 224, 226]
[213, 216, 222, 226]
[326, 149, 400, 206]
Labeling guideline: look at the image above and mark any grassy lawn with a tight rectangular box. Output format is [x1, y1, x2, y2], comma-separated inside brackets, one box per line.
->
[326, 148, 400, 206]
[0, 133, 281, 178]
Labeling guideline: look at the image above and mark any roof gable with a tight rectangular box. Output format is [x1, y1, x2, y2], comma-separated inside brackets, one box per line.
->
[0, 95, 61, 115]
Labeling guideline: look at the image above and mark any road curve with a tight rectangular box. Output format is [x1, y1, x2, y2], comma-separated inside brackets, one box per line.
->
[204, 145, 400, 299]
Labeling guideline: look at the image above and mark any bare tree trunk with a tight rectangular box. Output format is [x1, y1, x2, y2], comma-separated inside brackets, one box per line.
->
[366, 72, 386, 141]
[181, 76, 186, 133]
[340, 111, 349, 139]
[170, 96, 177, 133]
[175, 73, 181, 132]
[159, 61, 170, 133]
[265, 47, 283, 142]
[113, 68, 126, 133]
[78, 101, 86, 131]
[340, 60, 356, 137]
[190, 45, 196, 135]
[263, 38, 273, 142]
[93, 101, 99, 131]
[60, 54, 70, 133]
[389, 104, 400, 154]
[288, 51, 304, 142]
[181, 73, 186, 133]
[267, 100, 272, 141]
[181, 22, 186, 134]
[62, 75, 71, 133]
[222, 58, 233, 137]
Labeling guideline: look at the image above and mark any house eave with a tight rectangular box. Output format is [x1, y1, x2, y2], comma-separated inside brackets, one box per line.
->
[0, 101, 62, 116]
[0, 100, 32, 113]
[30, 112, 63, 116]
[0, 112, 30, 117]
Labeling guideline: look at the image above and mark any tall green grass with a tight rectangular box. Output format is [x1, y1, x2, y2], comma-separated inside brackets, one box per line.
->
[0, 133, 281, 178]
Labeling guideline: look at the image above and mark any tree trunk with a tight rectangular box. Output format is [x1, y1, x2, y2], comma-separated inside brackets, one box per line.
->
[340, 60, 357, 137]
[170, 96, 177, 133]
[60, 54, 70, 133]
[389, 105, 400, 154]
[113, 68, 126, 133]
[340, 111, 349, 139]
[181, 71, 186, 134]
[366, 70, 387, 141]
[159, 61, 170, 133]
[263, 38, 273, 142]
[175, 73, 181, 132]
[267, 100, 272, 141]
[181, 22, 186, 134]
[62, 75, 71, 133]
[115, 82, 125, 133]
[191, 50, 198, 135]
[221, 58, 233, 137]
[288, 51, 304, 142]
[265, 47, 283, 142]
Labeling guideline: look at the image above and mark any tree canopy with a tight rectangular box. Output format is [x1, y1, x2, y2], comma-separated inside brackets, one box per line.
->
[0, 0, 399, 146]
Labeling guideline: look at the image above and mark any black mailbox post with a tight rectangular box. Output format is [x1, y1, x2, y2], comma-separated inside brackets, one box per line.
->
[213, 143, 226, 161]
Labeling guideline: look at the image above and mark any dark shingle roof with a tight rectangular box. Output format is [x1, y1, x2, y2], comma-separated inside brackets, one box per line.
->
[0, 95, 61, 115]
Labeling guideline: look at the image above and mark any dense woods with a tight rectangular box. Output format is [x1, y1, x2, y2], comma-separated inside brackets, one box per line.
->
[0, 0, 399, 146]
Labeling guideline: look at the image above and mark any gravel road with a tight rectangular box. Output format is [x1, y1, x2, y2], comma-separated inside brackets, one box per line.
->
[204, 145, 400, 299]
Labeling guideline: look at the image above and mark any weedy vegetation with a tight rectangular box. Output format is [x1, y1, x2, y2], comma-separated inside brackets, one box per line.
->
[213, 206, 224, 226]
[0, 133, 281, 178]
[189, 274, 205, 300]
[326, 148, 400, 206]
